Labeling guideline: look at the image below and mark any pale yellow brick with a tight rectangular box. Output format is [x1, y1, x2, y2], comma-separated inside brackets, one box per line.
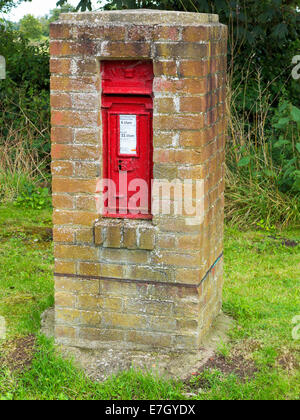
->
[55, 292, 76, 308]
[102, 313, 147, 330]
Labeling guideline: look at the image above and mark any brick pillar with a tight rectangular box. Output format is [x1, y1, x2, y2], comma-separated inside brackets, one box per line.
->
[50, 10, 227, 350]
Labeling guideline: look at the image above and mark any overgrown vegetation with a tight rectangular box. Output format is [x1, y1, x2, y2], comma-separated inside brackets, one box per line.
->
[225, 63, 300, 228]
[0, 19, 51, 207]
[0, 207, 299, 400]
[16, 4, 76, 39]
[1, 0, 299, 226]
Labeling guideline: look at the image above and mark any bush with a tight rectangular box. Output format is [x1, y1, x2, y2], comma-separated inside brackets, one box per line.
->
[15, 184, 51, 210]
[225, 66, 300, 228]
[271, 101, 300, 193]
[0, 21, 50, 206]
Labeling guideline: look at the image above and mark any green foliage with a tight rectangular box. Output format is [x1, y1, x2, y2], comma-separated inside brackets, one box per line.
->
[226, 111, 300, 228]
[38, 3, 77, 37]
[1, 2, 77, 38]
[0, 0, 27, 13]
[0, 22, 50, 203]
[38, 16, 50, 37]
[271, 102, 300, 193]
[0, 172, 36, 204]
[19, 14, 43, 40]
[225, 166, 300, 228]
[226, 58, 300, 228]
[15, 185, 51, 210]
[0, 22, 49, 91]
[216, 341, 231, 359]
[256, 219, 276, 233]
[233, 102, 300, 195]
[57, 0, 92, 12]
[48, 3, 76, 22]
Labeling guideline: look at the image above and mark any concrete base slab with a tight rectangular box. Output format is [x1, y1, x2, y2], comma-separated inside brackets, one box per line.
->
[41, 307, 234, 382]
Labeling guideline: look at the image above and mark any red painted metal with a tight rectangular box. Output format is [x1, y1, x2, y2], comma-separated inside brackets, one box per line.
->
[101, 61, 154, 219]
[101, 60, 154, 95]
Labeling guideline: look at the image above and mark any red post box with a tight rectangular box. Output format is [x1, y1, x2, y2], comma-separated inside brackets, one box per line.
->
[101, 61, 154, 219]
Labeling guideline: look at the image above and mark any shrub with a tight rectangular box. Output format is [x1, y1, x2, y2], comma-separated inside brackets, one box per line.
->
[0, 21, 50, 205]
[225, 65, 300, 228]
[14, 184, 51, 210]
[271, 101, 300, 193]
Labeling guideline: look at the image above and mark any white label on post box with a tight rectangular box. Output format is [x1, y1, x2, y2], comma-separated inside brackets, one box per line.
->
[120, 115, 137, 155]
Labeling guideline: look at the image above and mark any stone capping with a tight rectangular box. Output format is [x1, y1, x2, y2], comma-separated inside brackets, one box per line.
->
[59, 9, 219, 25]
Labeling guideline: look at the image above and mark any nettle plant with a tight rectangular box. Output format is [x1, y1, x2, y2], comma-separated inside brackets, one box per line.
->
[236, 101, 300, 195]
[271, 102, 300, 193]
[15, 184, 51, 210]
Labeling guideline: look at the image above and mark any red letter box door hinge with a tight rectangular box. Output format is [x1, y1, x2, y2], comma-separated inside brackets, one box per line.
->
[101, 61, 153, 219]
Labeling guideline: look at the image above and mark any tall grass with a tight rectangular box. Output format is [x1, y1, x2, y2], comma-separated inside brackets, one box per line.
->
[0, 49, 50, 205]
[0, 126, 50, 204]
[225, 57, 300, 229]
[225, 168, 300, 229]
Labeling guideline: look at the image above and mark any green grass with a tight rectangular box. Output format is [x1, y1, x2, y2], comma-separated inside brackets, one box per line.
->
[0, 336, 184, 400]
[0, 206, 53, 337]
[0, 205, 299, 400]
[0, 172, 37, 204]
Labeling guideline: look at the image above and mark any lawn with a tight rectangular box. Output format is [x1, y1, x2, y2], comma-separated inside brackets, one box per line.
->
[0, 205, 299, 400]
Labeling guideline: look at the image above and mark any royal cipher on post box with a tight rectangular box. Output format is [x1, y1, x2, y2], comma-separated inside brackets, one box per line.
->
[50, 9, 227, 351]
[101, 61, 153, 218]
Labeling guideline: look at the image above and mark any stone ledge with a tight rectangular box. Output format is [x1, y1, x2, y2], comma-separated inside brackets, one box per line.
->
[94, 218, 156, 250]
[59, 10, 219, 25]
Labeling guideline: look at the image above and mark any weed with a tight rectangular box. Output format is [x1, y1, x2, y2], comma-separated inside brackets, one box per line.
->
[15, 185, 51, 210]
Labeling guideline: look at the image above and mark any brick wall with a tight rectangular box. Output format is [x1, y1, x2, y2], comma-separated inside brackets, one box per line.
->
[50, 10, 227, 350]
